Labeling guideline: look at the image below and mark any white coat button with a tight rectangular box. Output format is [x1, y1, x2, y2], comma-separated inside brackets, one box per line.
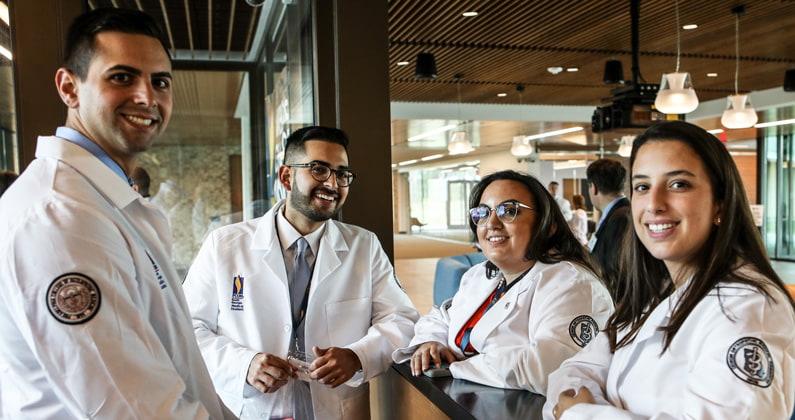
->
[284, 324, 291, 332]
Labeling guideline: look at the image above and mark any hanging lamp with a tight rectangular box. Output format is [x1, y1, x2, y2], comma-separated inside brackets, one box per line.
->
[448, 74, 474, 155]
[510, 85, 534, 157]
[721, 6, 758, 129]
[654, 0, 699, 114]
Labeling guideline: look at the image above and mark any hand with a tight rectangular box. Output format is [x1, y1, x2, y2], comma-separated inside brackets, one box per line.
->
[553, 387, 594, 419]
[309, 346, 362, 388]
[246, 353, 296, 393]
[410, 341, 457, 376]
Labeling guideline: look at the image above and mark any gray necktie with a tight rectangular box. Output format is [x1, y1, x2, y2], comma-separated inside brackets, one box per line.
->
[291, 238, 311, 327]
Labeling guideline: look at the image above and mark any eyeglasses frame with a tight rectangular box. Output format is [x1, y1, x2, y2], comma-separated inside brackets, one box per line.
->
[286, 161, 357, 187]
[469, 200, 534, 226]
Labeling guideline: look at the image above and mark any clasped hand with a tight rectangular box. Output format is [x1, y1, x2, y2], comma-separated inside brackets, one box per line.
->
[247, 346, 362, 393]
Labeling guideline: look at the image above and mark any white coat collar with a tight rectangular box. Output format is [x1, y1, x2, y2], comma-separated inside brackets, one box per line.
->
[35, 136, 140, 208]
[251, 200, 350, 289]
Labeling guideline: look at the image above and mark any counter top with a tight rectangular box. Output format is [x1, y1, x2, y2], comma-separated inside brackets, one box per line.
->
[390, 362, 546, 419]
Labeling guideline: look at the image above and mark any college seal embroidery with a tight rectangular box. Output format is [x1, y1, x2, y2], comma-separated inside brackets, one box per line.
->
[46, 273, 101, 324]
[727, 337, 774, 388]
[569, 315, 598, 348]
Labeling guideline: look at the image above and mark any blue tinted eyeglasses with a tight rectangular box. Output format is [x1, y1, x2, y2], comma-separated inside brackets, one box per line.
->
[469, 201, 534, 225]
[287, 162, 356, 187]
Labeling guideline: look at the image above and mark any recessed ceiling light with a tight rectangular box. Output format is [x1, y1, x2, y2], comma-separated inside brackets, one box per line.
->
[682, 24, 698, 30]
[566, 67, 579, 72]
[497, 92, 507, 97]
[706, 72, 718, 77]
[462, 11, 478, 17]
[547, 66, 564, 75]
[397, 61, 409, 66]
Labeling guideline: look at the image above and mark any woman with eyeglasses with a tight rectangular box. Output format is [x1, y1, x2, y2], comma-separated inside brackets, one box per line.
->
[392, 170, 613, 394]
[546, 121, 795, 419]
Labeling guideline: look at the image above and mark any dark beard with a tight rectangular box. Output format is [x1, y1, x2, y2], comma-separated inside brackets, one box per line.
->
[289, 185, 340, 222]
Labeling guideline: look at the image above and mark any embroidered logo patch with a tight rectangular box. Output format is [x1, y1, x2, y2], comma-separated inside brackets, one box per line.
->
[46, 273, 101, 324]
[727, 337, 774, 388]
[230, 275, 245, 311]
[569, 315, 598, 348]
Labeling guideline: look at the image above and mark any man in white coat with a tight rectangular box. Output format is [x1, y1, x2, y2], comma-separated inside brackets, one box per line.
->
[184, 125, 419, 419]
[0, 8, 231, 419]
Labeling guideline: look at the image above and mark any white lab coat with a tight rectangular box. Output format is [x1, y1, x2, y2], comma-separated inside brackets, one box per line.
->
[184, 201, 419, 419]
[545, 274, 795, 420]
[0, 136, 231, 419]
[392, 260, 613, 395]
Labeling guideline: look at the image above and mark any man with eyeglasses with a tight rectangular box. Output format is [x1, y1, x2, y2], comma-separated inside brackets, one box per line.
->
[184, 125, 419, 419]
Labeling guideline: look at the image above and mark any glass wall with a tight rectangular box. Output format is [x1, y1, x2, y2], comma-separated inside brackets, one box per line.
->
[0, 0, 16, 174]
[762, 132, 794, 261]
[263, 0, 315, 209]
[407, 164, 480, 230]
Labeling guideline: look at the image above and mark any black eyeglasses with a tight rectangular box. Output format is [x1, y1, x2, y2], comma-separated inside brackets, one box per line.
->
[469, 200, 534, 226]
[287, 162, 356, 187]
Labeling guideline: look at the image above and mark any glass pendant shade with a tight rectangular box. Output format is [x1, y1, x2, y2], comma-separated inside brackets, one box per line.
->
[655, 72, 699, 114]
[448, 131, 474, 155]
[721, 94, 758, 129]
[510, 136, 534, 157]
[617, 135, 633, 157]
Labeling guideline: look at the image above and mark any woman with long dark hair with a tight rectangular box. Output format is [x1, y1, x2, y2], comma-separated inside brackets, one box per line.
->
[547, 121, 795, 419]
[393, 170, 613, 394]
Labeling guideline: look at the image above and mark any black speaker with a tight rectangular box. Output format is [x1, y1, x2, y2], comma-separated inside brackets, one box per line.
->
[784, 69, 795, 92]
[415, 52, 437, 80]
[603, 60, 624, 85]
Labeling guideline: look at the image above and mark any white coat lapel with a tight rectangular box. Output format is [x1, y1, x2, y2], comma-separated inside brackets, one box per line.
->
[310, 221, 346, 296]
[469, 263, 540, 350]
[252, 203, 289, 287]
[447, 271, 501, 336]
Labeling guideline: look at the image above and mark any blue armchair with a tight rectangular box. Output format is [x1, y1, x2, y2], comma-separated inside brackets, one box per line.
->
[433, 252, 487, 306]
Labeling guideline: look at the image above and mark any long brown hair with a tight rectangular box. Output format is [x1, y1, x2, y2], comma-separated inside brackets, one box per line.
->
[608, 121, 795, 352]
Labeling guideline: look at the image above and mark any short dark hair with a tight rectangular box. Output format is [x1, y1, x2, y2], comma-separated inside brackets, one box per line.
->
[469, 170, 598, 279]
[586, 158, 626, 195]
[131, 167, 151, 197]
[64, 8, 170, 80]
[0, 170, 18, 197]
[284, 126, 350, 163]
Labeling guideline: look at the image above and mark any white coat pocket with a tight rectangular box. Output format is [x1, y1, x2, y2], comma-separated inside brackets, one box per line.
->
[325, 297, 370, 345]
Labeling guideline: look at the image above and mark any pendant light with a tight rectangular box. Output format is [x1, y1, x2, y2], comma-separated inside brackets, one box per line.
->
[448, 74, 474, 155]
[654, 0, 699, 114]
[721, 6, 757, 129]
[510, 85, 534, 157]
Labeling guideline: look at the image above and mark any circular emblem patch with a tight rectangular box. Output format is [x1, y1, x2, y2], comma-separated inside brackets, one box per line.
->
[727, 337, 774, 388]
[46, 273, 101, 324]
[569, 315, 599, 348]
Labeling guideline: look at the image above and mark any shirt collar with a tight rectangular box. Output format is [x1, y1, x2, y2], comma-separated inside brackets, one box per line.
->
[597, 195, 627, 229]
[56, 126, 132, 185]
[275, 207, 326, 253]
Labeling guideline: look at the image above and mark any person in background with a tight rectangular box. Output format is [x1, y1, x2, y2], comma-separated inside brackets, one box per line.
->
[0, 170, 18, 197]
[586, 158, 630, 298]
[548, 180, 573, 222]
[547, 121, 795, 419]
[131, 166, 152, 198]
[0, 8, 232, 419]
[393, 170, 613, 395]
[184, 125, 419, 419]
[568, 194, 589, 246]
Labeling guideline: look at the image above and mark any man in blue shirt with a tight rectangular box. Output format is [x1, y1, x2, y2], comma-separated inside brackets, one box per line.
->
[0, 8, 231, 419]
[586, 158, 630, 299]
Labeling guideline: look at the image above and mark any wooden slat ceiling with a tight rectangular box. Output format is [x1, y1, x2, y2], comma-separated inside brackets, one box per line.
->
[388, 0, 795, 106]
[77, 0, 795, 159]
